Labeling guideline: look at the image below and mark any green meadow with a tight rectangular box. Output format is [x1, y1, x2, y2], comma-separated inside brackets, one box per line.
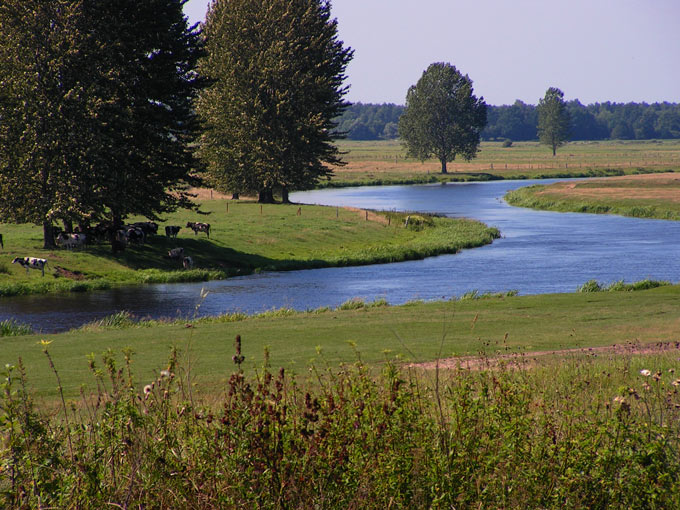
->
[0, 201, 498, 296]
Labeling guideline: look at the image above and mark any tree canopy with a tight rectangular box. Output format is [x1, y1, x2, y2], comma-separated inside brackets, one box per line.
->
[398, 63, 487, 174]
[196, 0, 353, 203]
[0, 0, 203, 246]
[537, 87, 570, 156]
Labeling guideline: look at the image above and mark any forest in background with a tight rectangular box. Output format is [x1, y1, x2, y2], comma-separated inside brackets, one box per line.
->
[333, 101, 680, 142]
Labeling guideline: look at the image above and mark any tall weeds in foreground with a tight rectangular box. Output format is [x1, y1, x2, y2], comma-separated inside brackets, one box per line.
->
[2, 339, 680, 508]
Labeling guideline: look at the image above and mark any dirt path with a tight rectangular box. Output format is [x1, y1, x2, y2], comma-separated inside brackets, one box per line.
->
[410, 340, 680, 371]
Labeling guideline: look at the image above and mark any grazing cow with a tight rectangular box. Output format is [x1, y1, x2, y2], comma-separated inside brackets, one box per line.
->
[126, 227, 146, 245]
[168, 247, 184, 260]
[56, 232, 87, 250]
[165, 225, 181, 238]
[182, 256, 194, 270]
[186, 221, 210, 238]
[12, 257, 48, 276]
[111, 229, 128, 254]
[0, 233, 3, 249]
[132, 221, 158, 236]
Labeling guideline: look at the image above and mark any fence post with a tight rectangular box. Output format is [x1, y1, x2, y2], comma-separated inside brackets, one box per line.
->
[260, 205, 263, 215]
[365, 210, 368, 221]
[226, 202, 229, 213]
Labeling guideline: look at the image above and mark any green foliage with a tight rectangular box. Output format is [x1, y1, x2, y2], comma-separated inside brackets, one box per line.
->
[537, 87, 571, 156]
[398, 62, 487, 173]
[578, 279, 671, 293]
[197, 0, 353, 202]
[0, 319, 33, 337]
[5, 344, 680, 508]
[0, 1, 203, 245]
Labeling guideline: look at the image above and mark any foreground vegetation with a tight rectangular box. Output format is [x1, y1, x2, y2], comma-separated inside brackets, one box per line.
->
[505, 173, 680, 221]
[327, 139, 680, 187]
[0, 201, 498, 297]
[4, 315, 680, 507]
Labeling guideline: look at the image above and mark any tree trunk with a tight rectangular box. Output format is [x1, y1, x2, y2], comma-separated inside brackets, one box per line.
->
[43, 221, 56, 249]
[63, 218, 73, 233]
[440, 158, 448, 174]
[281, 187, 290, 204]
[258, 187, 275, 203]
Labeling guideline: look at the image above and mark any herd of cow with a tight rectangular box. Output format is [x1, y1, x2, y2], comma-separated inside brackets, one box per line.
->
[3, 220, 211, 277]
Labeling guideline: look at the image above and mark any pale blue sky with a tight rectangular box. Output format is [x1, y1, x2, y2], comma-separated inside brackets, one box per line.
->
[183, 0, 679, 106]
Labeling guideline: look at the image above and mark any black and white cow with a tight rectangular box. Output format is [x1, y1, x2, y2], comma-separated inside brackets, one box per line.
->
[12, 257, 48, 276]
[182, 256, 194, 270]
[131, 221, 158, 236]
[56, 232, 87, 250]
[126, 227, 146, 245]
[168, 247, 184, 260]
[186, 222, 210, 238]
[165, 225, 181, 238]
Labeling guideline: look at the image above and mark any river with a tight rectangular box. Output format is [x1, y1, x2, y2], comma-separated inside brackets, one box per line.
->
[3, 179, 680, 333]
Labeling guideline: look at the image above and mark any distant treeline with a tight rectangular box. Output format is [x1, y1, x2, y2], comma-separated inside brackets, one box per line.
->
[334, 101, 680, 141]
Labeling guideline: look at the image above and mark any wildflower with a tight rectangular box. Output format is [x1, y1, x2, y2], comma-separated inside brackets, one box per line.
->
[160, 370, 171, 378]
[640, 369, 651, 377]
[143, 384, 152, 396]
[38, 339, 52, 347]
[672, 379, 680, 387]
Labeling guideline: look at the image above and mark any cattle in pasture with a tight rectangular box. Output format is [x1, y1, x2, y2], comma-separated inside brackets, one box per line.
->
[126, 227, 146, 245]
[168, 247, 184, 260]
[111, 229, 128, 254]
[131, 221, 158, 236]
[0, 233, 3, 249]
[12, 257, 48, 276]
[165, 225, 181, 238]
[186, 221, 210, 238]
[56, 232, 87, 250]
[182, 256, 194, 270]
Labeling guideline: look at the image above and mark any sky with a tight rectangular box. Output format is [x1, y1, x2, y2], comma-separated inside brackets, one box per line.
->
[183, 0, 680, 107]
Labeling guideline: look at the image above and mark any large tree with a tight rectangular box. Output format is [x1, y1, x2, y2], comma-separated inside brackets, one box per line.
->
[398, 63, 487, 174]
[197, 0, 353, 203]
[537, 87, 570, 156]
[0, 0, 203, 247]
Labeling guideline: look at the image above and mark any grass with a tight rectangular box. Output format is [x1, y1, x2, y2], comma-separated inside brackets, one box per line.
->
[4, 282, 680, 399]
[326, 139, 680, 186]
[4, 314, 680, 507]
[505, 174, 680, 220]
[0, 202, 498, 296]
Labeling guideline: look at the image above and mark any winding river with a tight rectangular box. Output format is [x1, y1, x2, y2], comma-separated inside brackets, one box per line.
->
[3, 179, 680, 333]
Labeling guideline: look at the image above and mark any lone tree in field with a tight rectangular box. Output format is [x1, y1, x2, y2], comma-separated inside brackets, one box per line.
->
[398, 63, 487, 174]
[537, 87, 570, 156]
[0, 1, 203, 247]
[196, 0, 353, 203]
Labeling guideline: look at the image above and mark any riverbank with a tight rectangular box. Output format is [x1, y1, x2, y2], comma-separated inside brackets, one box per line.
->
[0, 201, 498, 297]
[325, 139, 680, 187]
[5, 281, 679, 398]
[505, 172, 680, 220]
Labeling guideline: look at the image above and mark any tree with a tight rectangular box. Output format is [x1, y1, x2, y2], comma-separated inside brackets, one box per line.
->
[0, 1, 203, 247]
[398, 63, 487, 174]
[197, 0, 353, 203]
[537, 87, 570, 156]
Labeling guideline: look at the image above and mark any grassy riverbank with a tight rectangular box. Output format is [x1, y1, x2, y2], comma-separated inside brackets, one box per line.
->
[0, 201, 498, 297]
[4, 284, 680, 508]
[326, 139, 680, 186]
[4, 282, 680, 398]
[505, 172, 680, 220]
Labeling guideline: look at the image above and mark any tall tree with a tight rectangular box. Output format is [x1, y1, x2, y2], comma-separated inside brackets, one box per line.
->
[0, 1, 203, 247]
[398, 63, 487, 174]
[197, 0, 353, 203]
[537, 87, 570, 156]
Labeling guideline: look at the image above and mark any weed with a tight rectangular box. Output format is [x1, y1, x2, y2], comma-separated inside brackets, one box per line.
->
[0, 319, 33, 337]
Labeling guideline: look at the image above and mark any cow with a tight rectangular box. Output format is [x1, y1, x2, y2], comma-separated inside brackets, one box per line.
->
[182, 256, 194, 270]
[56, 232, 87, 250]
[12, 257, 48, 276]
[111, 229, 128, 254]
[168, 247, 184, 260]
[186, 221, 210, 238]
[126, 227, 146, 245]
[165, 225, 181, 238]
[0, 233, 3, 249]
[131, 221, 158, 236]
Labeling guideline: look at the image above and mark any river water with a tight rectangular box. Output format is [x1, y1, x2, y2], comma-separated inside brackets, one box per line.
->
[3, 179, 680, 333]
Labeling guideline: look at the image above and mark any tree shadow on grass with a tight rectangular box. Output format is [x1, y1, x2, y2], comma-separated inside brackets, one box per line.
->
[87, 235, 323, 273]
